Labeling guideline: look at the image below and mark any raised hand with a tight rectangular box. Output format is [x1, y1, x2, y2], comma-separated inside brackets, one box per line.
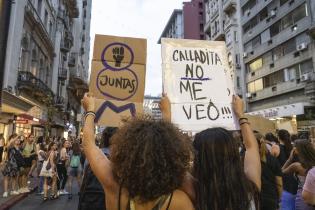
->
[112, 47, 124, 67]
[81, 93, 96, 112]
[232, 95, 244, 119]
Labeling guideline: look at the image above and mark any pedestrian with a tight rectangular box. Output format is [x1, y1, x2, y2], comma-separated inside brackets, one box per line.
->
[255, 132, 283, 210]
[81, 93, 195, 210]
[41, 142, 58, 201]
[0, 134, 5, 163]
[290, 139, 315, 207]
[36, 142, 47, 194]
[2, 134, 24, 197]
[265, 132, 280, 157]
[78, 127, 117, 210]
[282, 139, 315, 210]
[67, 141, 82, 199]
[277, 129, 298, 210]
[57, 139, 70, 195]
[20, 134, 36, 193]
[179, 95, 261, 210]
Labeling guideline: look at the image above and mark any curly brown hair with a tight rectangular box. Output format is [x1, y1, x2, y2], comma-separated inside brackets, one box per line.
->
[110, 116, 192, 202]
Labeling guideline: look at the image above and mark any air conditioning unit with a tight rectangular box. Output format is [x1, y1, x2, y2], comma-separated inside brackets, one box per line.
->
[243, 52, 248, 58]
[270, 10, 276, 18]
[296, 42, 307, 51]
[246, 92, 252, 98]
[300, 73, 310, 82]
[246, 9, 251, 16]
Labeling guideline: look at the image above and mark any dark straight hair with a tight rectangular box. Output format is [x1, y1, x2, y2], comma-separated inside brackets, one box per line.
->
[295, 139, 315, 171]
[193, 127, 256, 210]
[278, 129, 293, 156]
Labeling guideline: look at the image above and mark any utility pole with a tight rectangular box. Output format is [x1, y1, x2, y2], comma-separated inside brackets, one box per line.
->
[0, 0, 12, 111]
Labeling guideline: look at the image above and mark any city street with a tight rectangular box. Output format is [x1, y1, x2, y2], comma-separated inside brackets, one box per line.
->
[11, 192, 79, 210]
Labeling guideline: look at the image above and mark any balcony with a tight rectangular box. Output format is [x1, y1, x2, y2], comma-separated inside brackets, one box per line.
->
[68, 53, 77, 67]
[17, 71, 54, 105]
[54, 96, 65, 109]
[25, 0, 54, 57]
[65, 0, 79, 18]
[248, 80, 305, 102]
[309, 24, 315, 40]
[223, 0, 237, 15]
[68, 68, 88, 102]
[58, 68, 68, 80]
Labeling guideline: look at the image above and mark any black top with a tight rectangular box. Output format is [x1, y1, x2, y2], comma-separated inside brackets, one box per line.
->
[277, 145, 298, 194]
[261, 154, 282, 203]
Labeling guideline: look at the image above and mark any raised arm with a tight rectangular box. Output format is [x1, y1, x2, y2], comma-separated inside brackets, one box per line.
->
[233, 95, 261, 191]
[81, 93, 117, 191]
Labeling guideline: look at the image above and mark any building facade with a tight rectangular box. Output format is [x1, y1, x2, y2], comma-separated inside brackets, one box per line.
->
[0, 0, 91, 140]
[143, 96, 162, 120]
[241, 0, 315, 130]
[204, 0, 246, 97]
[159, 0, 205, 43]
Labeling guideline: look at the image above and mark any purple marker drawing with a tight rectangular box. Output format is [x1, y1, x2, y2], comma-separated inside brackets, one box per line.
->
[96, 68, 139, 101]
[180, 77, 211, 81]
[95, 101, 136, 123]
[101, 42, 134, 71]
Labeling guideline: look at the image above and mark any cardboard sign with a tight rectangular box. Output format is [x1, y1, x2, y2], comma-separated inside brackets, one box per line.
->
[246, 115, 276, 135]
[162, 38, 238, 132]
[90, 35, 147, 127]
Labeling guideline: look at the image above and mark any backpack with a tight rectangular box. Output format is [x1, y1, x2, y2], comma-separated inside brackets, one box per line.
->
[70, 155, 80, 168]
[78, 152, 109, 210]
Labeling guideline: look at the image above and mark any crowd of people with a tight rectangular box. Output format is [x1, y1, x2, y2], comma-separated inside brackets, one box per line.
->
[0, 92, 314, 210]
[79, 92, 315, 210]
[0, 133, 83, 201]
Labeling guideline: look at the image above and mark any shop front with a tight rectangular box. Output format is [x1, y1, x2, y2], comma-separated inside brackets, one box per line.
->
[247, 102, 314, 134]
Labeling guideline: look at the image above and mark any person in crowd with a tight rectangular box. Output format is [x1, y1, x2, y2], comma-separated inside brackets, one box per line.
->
[265, 132, 280, 157]
[78, 127, 117, 210]
[57, 139, 70, 195]
[36, 142, 47, 195]
[277, 129, 298, 210]
[67, 142, 82, 199]
[0, 134, 5, 163]
[282, 139, 315, 210]
[81, 93, 195, 210]
[255, 132, 283, 210]
[293, 139, 315, 206]
[173, 95, 261, 210]
[20, 134, 36, 193]
[42, 142, 58, 201]
[2, 134, 24, 197]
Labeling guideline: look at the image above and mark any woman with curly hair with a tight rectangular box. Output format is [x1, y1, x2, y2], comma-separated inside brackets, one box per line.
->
[82, 93, 194, 210]
[161, 95, 261, 210]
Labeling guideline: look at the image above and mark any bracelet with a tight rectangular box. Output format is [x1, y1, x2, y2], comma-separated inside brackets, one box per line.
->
[85, 111, 96, 120]
[240, 121, 250, 126]
[238, 117, 248, 122]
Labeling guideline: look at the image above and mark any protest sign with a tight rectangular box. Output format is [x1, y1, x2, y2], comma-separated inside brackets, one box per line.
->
[246, 115, 276, 135]
[161, 38, 237, 132]
[90, 34, 147, 127]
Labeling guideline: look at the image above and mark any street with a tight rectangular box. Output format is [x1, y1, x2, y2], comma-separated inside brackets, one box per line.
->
[11, 191, 79, 210]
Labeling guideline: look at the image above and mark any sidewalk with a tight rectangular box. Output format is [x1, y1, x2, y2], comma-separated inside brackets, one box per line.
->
[0, 173, 38, 210]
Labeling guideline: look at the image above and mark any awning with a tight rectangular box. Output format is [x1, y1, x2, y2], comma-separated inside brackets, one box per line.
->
[247, 102, 309, 119]
[18, 114, 46, 125]
[1, 91, 33, 114]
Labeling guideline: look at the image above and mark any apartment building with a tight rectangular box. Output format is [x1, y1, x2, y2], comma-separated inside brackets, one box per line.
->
[241, 0, 315, 129]
[0, 0, 91, 139]
[143, 96, 162, 120]
[204, 0, 246, 96]
[158, 0, 205, 43]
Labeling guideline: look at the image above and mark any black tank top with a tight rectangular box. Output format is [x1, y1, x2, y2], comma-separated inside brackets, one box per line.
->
[118, 186, 173, 210]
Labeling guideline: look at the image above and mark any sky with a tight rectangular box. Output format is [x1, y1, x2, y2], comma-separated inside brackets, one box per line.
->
[89, 0, 184, 96]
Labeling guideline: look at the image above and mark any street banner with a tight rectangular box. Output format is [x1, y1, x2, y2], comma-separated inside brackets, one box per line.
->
[161, 38, 238, 132]
[90, 34, 147, 127]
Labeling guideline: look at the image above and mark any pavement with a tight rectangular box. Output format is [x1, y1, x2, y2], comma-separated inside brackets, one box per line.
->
[0, 171, 79, 210]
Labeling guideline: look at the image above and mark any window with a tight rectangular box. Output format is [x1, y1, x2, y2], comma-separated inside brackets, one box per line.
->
[284, 67, 296, 81]
[300, 60, 313, 74]
[249, 58, 263, 72]
[280, 0, 289, 6]
[252, 35, 261, 48]
[293, 4, 307, 23]
[261, 29, 271, 44]
[44, 10, 48, 27]
[263, 71, 284, 87]
[247, 78, 263, 93]
[237, 76, 240, 88]
[281, 15, 293, 30]
[235, 54, 240, 64]
[37, 0, 42, 16]
[270, 21, 281, 37]
[259, 8, 268, 21]
[283, 38, 296, 55]
[234, 31, 238, 42]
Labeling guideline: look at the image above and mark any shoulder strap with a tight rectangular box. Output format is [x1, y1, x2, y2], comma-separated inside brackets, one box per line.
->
[166, 193, 173, 210]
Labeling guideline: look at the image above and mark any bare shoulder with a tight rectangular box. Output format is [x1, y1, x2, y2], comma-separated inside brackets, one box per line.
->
[168, 190, 195, 210]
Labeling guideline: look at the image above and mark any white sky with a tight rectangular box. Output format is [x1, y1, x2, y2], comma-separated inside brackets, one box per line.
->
[89, 0, 184, 96]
